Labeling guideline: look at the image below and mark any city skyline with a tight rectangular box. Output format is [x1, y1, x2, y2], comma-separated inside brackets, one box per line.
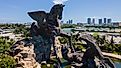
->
[86, 17, 112, 24]
[0, 0, 121, 23]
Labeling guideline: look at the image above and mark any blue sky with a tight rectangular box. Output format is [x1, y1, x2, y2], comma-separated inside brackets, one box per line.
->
[0, 0, 121, 23]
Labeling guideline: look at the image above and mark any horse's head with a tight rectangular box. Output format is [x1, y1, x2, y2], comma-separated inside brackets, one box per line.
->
[50, 4, 65, 20]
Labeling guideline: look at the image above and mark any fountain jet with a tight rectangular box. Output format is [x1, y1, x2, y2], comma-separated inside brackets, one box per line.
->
[53, 0, 69, 4]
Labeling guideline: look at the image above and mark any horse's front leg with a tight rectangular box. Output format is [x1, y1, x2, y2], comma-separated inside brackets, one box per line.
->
[51, 35, 62, 68]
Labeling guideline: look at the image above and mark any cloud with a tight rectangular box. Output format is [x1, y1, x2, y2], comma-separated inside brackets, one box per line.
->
[53, 0, 69, 4]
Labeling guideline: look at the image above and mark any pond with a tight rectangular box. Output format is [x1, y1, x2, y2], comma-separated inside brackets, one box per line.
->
[114, 62, 121, 68]
[61, 28, 73, 34]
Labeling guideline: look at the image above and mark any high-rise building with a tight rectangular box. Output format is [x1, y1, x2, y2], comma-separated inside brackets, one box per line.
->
[66, 19, 73, 24]
[66, 21, 68, 24]
[70, 20, 73, 24]
[104, 18, 107, 24]
[68, 20, 71, 24]
[61, 21, 64, 24]
[107, 19, 112, 23]
[87, 18, 91, 24]
[92, 18, 95, 24]
[99, 19, 102, 24]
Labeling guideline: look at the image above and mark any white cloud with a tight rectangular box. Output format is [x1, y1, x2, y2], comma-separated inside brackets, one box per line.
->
[53, 0, 69, 4]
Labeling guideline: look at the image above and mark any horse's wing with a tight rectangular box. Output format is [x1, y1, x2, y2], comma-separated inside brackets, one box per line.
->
[28, 11, 46, 22]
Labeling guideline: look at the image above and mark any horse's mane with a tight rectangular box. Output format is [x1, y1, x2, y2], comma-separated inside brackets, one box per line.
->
[50, 4, 64, 15]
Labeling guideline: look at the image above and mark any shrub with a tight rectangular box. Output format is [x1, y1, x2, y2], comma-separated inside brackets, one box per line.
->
[0, 54, 16, 68]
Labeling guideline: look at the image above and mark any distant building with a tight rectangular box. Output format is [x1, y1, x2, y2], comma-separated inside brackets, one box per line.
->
[87, 18, 91, 24]
[60, 21, 64, 25]
[107, 19, 112, 23]
[77, 23, 83, 26]
[99, 19, 102, 24]
[92, 18, 95, 24]
[104, 18, 107, 24]
[70, 20, 73, 24]
[113, 22, 121, 27]
[68, 20, 71, 24]
[66, 19, 73, 24]
[66, 21, 69, 24]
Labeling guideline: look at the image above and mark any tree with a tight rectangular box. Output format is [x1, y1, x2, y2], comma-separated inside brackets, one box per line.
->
[61, 24, 78, 29]
[0, 37, 16, 68]
[0, 54, 16, 68]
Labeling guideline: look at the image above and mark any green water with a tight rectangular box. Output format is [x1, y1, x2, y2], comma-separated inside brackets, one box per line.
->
[114, 62, 121, 68]
[61, 28, 73, 34]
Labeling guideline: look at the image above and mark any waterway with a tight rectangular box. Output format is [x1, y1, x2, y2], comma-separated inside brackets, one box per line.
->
[62, 28, 121, 68]
[114, 62, 121, 68]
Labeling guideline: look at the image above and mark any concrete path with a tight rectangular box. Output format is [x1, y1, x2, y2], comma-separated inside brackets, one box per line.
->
[102, 52, 121, 60]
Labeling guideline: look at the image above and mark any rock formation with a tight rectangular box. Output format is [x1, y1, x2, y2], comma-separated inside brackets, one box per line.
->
[11, 39, 40, 68]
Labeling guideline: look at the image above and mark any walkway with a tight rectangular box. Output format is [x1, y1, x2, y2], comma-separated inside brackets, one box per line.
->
[102, 52, 121, 60]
